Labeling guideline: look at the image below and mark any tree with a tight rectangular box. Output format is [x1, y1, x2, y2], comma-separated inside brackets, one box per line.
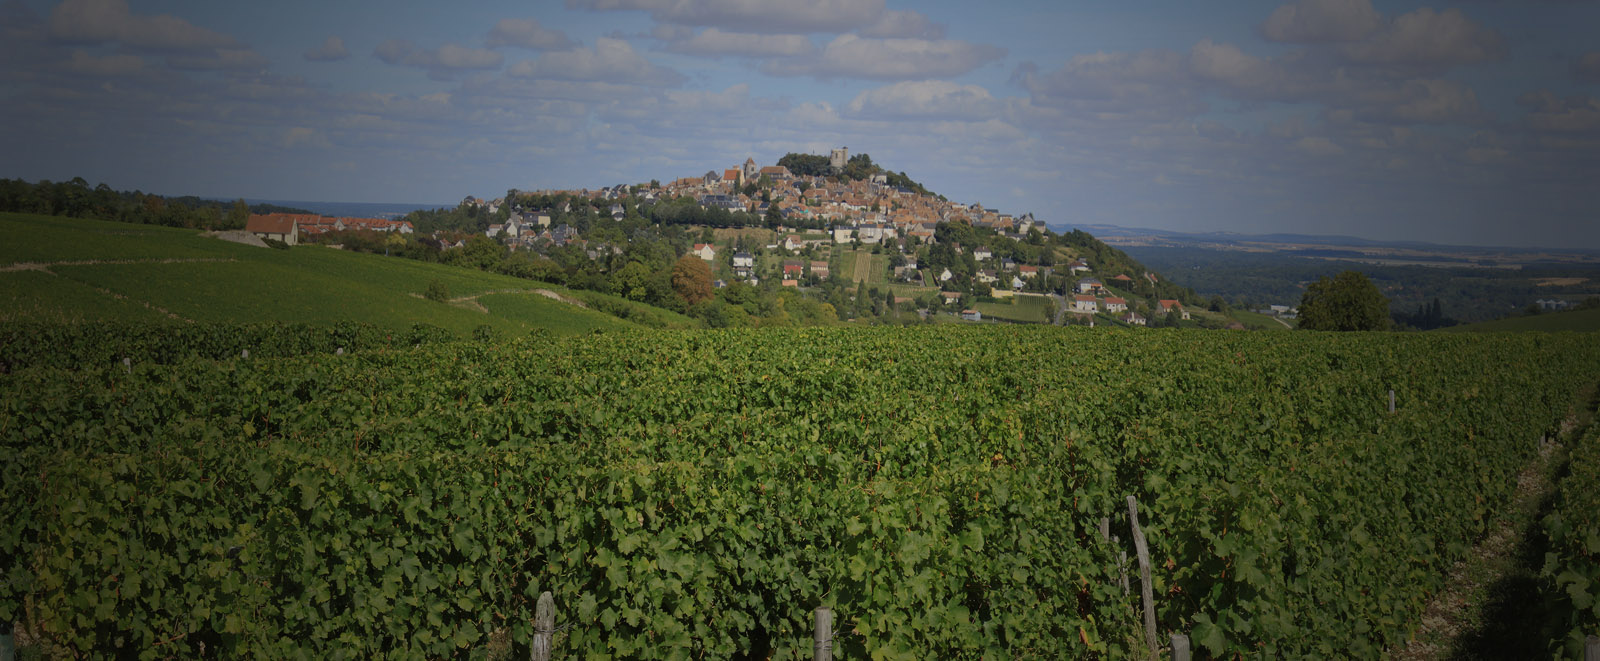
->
[612, 261, 653, 302]
[670, 255, 713, 305]
[1298, 270, 1390, 331]
[228, 198, 249, 229]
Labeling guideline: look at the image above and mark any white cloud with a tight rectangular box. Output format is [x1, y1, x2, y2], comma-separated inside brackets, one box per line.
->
[1293, 136, 1345, 156]
[1576, 52, 1600, 83]
[859, 10, 945, 39]
[662, 28, 815, 58]
[1189, 39, 1291, 92]
[167, 48, 269, 72]
[62, 49, 145, 77]
[1339, 8, 1504, 70]
[566, 0, 886, 35]
[507, 38, 685, 86]
[1260, 0, 1381, 43]
[845, 80, 1000, 121]
[762, 35, 1004, 80]
[1518, 90, 1600, 133]
[374, 39, 504, 79]
[49, 0, 236, 51]
[304, 36, 350, 62]
[486, 18, 575, 51]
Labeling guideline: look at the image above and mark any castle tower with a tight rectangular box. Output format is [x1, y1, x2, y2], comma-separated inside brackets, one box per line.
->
[743, 157, 758, 182]
[830, 147, 848, 170]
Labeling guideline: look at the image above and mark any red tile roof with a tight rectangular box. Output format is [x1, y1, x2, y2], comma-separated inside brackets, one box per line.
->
[246, 214, 298, 234]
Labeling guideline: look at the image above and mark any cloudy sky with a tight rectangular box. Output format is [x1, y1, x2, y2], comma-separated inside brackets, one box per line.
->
[2, 0, 1598, 248]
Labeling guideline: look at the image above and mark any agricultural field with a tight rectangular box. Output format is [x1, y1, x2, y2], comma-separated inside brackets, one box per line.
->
[1442, 307, 1600, 333]
[4, 326, 1598, 658]
[0, 212, 683, 336]
[974, 294, 1054, 323]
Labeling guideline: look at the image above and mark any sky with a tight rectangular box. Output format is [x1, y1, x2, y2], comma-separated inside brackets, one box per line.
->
[2, 0, 1599, 248]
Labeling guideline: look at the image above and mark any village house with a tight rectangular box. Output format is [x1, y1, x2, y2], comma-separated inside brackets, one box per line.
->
[1123, 312, 1147, 326]
[1073, 295, 1099, 313]
[1067, 259, 1091, 274]
[941, 291, 962, 305]
[1157, 300, 1190, 320]
[961, 309, 983, 321]
[1104, 297, 1128, 313]
[810, 261, 830, 278]
[784, 235, 806, 251]
[692, 243, 717, 261]
[246, 214, 298, 245]
[1018, 265, 1038, 279]
[974, 246, 993, 261]
[1077, 277, 1104, 294]
[782, 259, 805, 278]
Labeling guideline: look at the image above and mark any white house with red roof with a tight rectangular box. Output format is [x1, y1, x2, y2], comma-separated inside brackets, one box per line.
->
[245, 214, 298, 245]
[692, 243, 717, 261]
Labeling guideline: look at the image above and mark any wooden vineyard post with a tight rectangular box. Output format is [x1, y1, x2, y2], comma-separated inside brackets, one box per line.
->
[814, 607, 833, 661]
[1171, 632, 1190, 661]
[1388, 389, 1395, 413]
[123, 357, 131, 374]
[1585, 635, 1599, 661]
[531, 591, 554, 661]
[1128, 495, 1158, 661]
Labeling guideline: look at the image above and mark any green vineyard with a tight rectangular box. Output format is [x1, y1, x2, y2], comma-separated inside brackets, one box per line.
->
[3, 325, 1598, 658]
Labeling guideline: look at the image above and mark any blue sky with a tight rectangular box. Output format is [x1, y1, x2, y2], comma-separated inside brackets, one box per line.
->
[2, 0, 1599, 248]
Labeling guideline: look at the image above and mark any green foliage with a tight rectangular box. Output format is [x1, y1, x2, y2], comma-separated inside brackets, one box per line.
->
[0, 177, 305, 230]
[0, 321, 391, 371]
[1298, 271, 1390, 331]
[4, 325, 1595, 658]
[1540, 416, 1600, 656]
[424, 279, 451, 302]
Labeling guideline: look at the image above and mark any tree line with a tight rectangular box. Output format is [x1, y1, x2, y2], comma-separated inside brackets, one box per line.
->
[0, 177, 309, 231]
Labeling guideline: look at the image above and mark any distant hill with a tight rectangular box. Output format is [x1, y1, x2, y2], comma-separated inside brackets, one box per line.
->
[0, 212, 691, 335]
[1440, 307, 1600, 333]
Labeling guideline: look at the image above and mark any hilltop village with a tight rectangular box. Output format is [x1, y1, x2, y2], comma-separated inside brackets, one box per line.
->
[250, 150, 1205, 327]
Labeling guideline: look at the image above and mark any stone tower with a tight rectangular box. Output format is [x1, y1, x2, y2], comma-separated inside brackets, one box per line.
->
[830, 147, 848, 170]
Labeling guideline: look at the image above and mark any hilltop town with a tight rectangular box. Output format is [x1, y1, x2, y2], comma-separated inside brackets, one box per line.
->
[247, 149, 1207, 327]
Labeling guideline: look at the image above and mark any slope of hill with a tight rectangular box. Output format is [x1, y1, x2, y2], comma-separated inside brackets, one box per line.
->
[1440, 307, 1600, 333]
[0, 212, 686, 335]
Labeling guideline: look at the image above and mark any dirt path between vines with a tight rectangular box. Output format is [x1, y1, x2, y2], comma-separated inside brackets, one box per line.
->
[0, 257, 237, 272]
[1389, 421, 1574, 659]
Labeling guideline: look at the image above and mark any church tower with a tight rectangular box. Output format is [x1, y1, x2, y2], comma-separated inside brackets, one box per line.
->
[830, 147, 848, 170]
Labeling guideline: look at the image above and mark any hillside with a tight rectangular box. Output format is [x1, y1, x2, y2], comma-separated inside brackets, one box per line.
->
[0, 212, 692, 335]
[1440, 306, 1600, 333]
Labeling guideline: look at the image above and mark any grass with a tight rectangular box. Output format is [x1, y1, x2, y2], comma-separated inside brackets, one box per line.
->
[1, 212, 693, 336]
[476, 293, 637, 335]
[1230, 309, 1293, 330]
[54, 260, 533, 336]
[1442, 307, 1600, 333]
[974, 294, 1053, 323]
[0, 212, 251, 264]
[0, 270, 175, 324]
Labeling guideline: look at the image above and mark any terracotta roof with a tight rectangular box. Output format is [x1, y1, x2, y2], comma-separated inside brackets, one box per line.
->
[246, 214, 298, 234]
